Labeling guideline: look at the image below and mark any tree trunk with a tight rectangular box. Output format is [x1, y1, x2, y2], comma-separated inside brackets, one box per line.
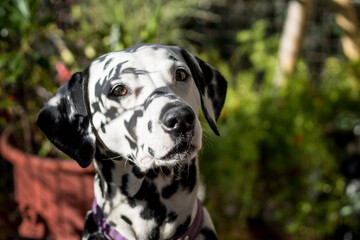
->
[273, 0, 313, 89]
[333, 0, 360, 61]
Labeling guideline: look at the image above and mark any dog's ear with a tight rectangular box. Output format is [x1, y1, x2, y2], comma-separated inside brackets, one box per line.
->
[180, 49, 227, 136]
[36, 70, 96, 168]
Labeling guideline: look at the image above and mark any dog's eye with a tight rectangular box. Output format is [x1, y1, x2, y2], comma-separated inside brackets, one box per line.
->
[111, 85, 128, 97]
[175, 69, 188, 82]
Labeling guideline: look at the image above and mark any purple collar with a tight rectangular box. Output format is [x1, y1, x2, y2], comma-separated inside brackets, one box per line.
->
[92, 199, 204, 240]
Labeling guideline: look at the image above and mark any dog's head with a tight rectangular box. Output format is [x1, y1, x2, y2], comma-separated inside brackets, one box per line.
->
[37, 44, 227, 170]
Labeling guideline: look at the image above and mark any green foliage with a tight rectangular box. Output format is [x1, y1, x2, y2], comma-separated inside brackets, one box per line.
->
[200, 20, 360, 239]
[0, 0, 59, 153]
[63, 0, 221, 61]
[0, 0, 53, 82]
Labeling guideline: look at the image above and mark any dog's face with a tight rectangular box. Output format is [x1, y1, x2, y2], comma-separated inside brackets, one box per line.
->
[88, 46, 203, 168]
[37, 44, 227, 170]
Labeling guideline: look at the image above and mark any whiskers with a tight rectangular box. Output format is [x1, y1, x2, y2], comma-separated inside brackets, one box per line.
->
[101, 153, 137, 166]
[124, 154, 137, 166]
[101, 155, 123, 161]
[200, 120, 215, 148]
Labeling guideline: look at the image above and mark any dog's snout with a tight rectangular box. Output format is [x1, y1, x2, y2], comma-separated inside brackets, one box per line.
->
[161, 105, 195, 134]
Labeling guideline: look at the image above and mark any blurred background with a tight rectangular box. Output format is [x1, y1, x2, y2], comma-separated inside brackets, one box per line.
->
[1, 0, 360, 239]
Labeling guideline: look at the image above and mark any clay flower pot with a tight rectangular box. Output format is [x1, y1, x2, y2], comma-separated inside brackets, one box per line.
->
[0, 129, 95, 239]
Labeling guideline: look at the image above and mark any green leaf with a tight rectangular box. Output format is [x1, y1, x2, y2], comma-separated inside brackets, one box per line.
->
[7, 52, 26, 83]
[38, 139, 53, 157]
[14, 0, 30, 22]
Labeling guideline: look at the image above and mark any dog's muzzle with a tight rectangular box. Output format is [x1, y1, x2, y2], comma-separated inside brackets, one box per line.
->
[158, 103, 197, 160]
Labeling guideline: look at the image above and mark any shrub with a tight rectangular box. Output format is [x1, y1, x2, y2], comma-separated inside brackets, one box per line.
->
[200, 20, 360, 239]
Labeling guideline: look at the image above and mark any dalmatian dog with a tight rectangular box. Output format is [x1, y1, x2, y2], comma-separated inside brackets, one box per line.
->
[37, 44, 227, 240]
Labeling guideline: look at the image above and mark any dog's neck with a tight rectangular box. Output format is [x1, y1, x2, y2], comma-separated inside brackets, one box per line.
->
[92, 153, 200, 240]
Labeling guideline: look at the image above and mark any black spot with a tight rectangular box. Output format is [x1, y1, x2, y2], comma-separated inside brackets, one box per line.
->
[148, 147, 154, 157]
[138, 182, 167, 226]
[121, 215, 133, 226]
[123, 45, 144, 52]
[122, 175, 138, 207]
[82, 212, 105, 238]
[140, 206, 154, 220]
[166, 211, 178, 223]
[200, 228, 218, 240]
[95, 54, 108, 63]
[148, 121, 152, 133]
[172, 216, 191, 238]
[104, 106, 121, 121]
[161, 167, 171, 176]
[108, 221, 116, 227]
[162, 180, 179, 199]
[127, 197, 137, 208]
[169, 55, 178, 61]
[93, 76, 108, 109]
[91, 101, 101, 114]
[124, 110, 144, 140]
[134, 179, 149, 201]
[98, 160, 115, 197]
[146, 168, 159, 179]
[132, 165, 145, 178]
[100, 122, 106, 133]
[135, 86, 143, 97]
[149, 227, 160, 240]
[112, 61, 129, 79]
[125, 136, 137, 150]
[104, 58, 113, 70]
[120, 174, 129, 196]
[181, 158, 197, 193]
[108, 68, 114, 79]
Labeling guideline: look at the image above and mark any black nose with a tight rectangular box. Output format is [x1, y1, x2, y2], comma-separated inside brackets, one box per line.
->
[161, 105, 195, 134]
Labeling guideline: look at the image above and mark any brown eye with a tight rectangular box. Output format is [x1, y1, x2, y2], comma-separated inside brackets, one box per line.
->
[111, 85, 128, 96]
[175, 69, 188, 82]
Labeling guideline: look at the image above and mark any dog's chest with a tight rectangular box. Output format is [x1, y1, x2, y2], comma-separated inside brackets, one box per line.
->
[93, 158, 199, 239]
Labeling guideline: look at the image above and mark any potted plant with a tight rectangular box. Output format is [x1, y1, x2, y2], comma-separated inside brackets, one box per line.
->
[0, 1, 94, 239]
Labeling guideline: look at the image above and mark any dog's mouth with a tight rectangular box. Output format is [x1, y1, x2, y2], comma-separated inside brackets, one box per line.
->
[139, 133, 197, 167]
[139, 143, 195, 167]
[160, 139, 195, 161]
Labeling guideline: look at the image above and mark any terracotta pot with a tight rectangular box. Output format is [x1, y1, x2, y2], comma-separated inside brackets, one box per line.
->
[0, 129, 95, 239]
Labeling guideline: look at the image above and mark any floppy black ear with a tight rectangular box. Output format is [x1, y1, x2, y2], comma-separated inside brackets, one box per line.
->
[36, 71, 95, 168]
[180, 49, 227, 136]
